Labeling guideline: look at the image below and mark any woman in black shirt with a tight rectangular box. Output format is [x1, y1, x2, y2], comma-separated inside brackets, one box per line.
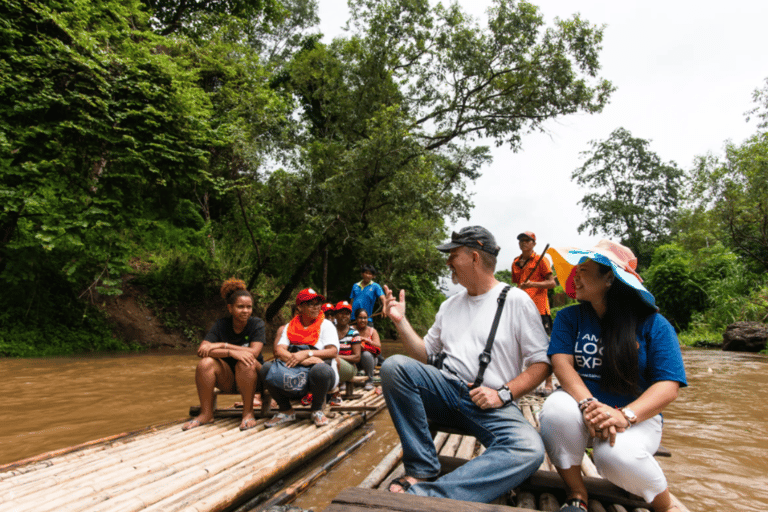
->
[182, 279, 266, 431]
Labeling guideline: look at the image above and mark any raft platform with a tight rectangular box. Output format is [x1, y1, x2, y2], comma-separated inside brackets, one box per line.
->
[332, 394, 691, 512]
[0, 388, 385, 512]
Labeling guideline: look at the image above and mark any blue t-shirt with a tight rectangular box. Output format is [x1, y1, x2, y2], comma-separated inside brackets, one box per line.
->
[349, 281, 384, 320]
[548, 303, 687, 407]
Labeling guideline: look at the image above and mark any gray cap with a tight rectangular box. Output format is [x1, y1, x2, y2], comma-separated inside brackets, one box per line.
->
[436, 226, 500, 256]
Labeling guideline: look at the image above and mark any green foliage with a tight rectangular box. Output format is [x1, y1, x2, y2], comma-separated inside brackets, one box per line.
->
[0, 0, 216, 293]
[0, 276, 139, 357]
[645, 242, 766, 332]
[685, 133, 768, 272]
[572, 127, 683, 267]
[495, 269, 513, 285]
[380, 272, 446, 338]
[133, 255, 221, 307]
[644, 244, 708, 330]
[0, 0, 614, 354]
[253, 0, 613, 319]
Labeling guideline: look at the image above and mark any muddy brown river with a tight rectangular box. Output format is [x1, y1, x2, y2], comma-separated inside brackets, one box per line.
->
[1, 346, 766, 512]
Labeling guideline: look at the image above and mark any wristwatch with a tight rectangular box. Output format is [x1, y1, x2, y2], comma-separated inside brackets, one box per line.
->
[620, 407, 637, 427]
[497, 385, 513, 406]
[307, 350, 313, 358]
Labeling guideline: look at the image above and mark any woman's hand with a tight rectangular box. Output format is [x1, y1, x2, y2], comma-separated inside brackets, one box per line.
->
[301, 356, 323, 366]
[285, 350, 311, 368]
[197, 341, 221, 358]
[582, 400, 630, 446]
[231, 349, 257, 368]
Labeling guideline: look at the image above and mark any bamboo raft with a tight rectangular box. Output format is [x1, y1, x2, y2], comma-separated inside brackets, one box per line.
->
[0, 388, 386, 512]
[329, 394, 691, 512]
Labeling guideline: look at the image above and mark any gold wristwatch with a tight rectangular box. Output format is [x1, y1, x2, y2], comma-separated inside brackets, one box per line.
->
[307, 350, 313, 358]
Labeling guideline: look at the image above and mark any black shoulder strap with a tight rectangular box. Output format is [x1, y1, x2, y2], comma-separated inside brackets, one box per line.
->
[472, 285, 511, 389]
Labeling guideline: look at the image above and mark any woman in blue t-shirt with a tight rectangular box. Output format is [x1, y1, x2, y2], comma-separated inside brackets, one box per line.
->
[540, 241, 687, 512]
[182, 279, 265, 432]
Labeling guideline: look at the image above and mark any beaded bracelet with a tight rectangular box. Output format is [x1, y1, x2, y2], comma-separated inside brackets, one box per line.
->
[578, 397, 596, 411]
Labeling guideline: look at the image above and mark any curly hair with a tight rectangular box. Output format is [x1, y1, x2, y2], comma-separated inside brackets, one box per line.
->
[220, 278, 252, 305]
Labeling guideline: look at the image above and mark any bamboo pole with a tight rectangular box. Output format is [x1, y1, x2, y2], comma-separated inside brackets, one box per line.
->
[439, 433, 463, 457]
[516, 491, 537, 510]
[358, 443, 403, 489]
[80, 421, 327, 512]
[1, 419, 237, 496]
[539, 492, 560, 511]
[4, 419, 244, 505]
[455, 435, 477, 461]
[250, 430, 375, 512]
[588, 499, 608, 512]
[163, 415, 367, 512]
[18, 419, 318, 512]
[136, 415, 362, 510]
[0, 417, 185, 474]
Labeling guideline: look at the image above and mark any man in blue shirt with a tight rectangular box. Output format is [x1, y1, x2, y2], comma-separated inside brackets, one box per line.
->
[350, 264, 386, 325]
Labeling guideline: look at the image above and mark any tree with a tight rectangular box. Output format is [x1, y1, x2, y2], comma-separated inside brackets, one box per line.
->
[254, 0, 614, 319]
[142, 0, 281, 36]
[572, 127, 683, 266]
[686, 133, 768, 272]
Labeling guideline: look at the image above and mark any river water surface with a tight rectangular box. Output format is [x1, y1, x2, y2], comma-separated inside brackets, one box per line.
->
[1, 346, 766, 512]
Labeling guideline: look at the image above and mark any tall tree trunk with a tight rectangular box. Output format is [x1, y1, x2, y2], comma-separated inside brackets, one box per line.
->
[0, 210, 20, 274]
[265, 240, 328, 322]
[323, 247, 328, 297]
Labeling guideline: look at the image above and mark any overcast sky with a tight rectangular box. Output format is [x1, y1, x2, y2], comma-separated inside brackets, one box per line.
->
[317, 0, 768, 279]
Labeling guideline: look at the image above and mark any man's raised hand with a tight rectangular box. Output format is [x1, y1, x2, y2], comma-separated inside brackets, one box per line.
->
[383, 285, 406, 324]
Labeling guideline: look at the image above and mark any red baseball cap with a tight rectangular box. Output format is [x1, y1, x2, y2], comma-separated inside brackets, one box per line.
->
[334, 300, 353, 312]
[321, 303, 335, 313]
[295, 288, 325, 305]
[517, 231, 536, 241]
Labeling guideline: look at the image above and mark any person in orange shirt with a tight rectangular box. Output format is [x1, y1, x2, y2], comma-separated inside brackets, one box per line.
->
[512, 231, 556, 394]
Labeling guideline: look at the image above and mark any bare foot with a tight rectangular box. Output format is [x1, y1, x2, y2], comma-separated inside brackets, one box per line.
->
[239, 414, 258, 431]
[182, 416, 214, 431]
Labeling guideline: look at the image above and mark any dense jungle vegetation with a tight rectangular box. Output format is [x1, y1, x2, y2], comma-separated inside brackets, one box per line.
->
[1, 0, 766, 356]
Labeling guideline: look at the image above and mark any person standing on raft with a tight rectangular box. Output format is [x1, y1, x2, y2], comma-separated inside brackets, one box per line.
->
[380, 226, 550, 503]
[539, 241, 687, 512]
[183, 278, 265, 431]
[512, 231, 556, 394]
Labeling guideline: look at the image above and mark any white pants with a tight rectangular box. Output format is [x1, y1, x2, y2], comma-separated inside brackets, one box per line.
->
[539, 390, 668, 503]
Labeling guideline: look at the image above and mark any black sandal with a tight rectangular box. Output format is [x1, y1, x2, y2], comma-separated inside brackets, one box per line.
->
[388, 475, 413, 493]
[560, 498, 588, 511]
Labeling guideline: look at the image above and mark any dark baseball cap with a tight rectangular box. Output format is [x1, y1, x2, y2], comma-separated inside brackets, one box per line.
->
[517, 231, 536, 241]
[436, 226, 500, 256]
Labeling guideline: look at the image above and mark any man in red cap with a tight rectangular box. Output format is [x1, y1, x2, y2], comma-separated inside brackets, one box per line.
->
[512, 231, 556, 393]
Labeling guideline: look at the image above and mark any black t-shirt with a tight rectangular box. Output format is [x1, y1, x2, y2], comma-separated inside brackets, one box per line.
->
[204, 317, 266, 363]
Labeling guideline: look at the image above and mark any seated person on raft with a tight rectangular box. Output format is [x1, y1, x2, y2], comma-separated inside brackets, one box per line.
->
[183, 278, 265, 432]
[334, 300, 362, 392]
[354, 308, 382, 391]
[539, 240, 687, 512]
[260, 288, 339, 428]
[380, 226, 550, 503]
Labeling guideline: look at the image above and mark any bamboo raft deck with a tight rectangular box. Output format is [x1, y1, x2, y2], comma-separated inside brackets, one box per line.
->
[330, 394, 691, 512]
[0, 388, 385, 512]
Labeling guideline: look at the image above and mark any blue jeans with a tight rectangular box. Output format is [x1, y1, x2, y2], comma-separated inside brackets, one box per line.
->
[380, 354, 544, 503]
